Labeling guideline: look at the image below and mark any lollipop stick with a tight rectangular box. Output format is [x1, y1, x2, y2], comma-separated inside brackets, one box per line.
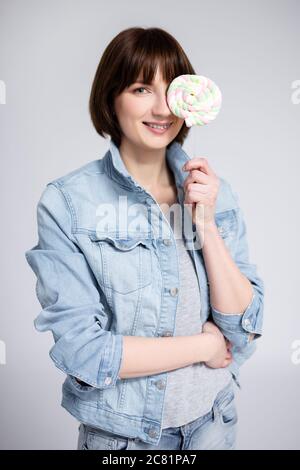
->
[191, 125, 198, 158]
[185, 126, 195, 228]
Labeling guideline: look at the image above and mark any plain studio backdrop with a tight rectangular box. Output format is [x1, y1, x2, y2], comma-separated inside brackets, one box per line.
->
[0, 0, 299, 450]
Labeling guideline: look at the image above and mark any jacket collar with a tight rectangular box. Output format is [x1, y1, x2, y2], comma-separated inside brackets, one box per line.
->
[108, 139, 191, 193]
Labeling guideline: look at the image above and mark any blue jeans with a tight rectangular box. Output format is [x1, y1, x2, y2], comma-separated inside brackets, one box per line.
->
[77, 380, 237, 450]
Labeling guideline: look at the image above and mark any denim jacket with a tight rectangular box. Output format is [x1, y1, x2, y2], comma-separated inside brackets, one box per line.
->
[25, 139, 264, 445]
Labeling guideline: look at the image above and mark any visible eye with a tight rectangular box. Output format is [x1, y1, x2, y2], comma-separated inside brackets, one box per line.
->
[133, 87, 149, 94]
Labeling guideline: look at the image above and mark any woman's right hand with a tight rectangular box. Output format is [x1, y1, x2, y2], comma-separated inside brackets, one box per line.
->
[202, 321, 233, 369]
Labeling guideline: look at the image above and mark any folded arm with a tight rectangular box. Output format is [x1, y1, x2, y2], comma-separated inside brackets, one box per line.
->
[199, 186, 264, 349]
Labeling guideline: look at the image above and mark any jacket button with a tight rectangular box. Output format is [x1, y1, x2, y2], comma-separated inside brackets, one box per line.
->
[162, 331, 173, 337]
[170, 287, 179, 296]
[104, 376, 112, 385]
[155, 380, 166, 390]
[163, 239, 172, 246]
[148, 428, 158, 438]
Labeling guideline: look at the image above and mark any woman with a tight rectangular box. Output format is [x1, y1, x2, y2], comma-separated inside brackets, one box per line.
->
[25, 27, 264, 450]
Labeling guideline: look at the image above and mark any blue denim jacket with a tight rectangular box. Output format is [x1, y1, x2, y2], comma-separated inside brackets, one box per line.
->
[25, 139, 264, 445]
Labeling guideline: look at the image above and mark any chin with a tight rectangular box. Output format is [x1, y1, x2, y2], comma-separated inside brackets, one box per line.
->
[143, 139, 171, 149]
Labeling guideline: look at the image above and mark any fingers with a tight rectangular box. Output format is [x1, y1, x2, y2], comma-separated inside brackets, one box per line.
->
[226, 352, 232, 361]
[221, 354, 233, 368]
[183, 157, 215, 177]
[220, 340, 233, 368]
[202, 321, 214, 332]
[185, 183, 210, 195]
[224, 346, 232, 359]
[183, 170, 210, 189]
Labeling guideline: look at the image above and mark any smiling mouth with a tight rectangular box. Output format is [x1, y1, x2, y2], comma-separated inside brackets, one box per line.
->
[143, 122, 173, 129]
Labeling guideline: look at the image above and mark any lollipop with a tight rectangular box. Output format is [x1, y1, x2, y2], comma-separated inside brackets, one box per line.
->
[167, 75, 222, 127]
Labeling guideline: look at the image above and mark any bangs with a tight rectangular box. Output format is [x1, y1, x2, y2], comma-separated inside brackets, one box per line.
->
[115, 29, 195, 92]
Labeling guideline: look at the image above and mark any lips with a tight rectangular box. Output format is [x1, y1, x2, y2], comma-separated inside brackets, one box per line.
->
[143, 122, 172, 128]
[142, 123, 172, 134]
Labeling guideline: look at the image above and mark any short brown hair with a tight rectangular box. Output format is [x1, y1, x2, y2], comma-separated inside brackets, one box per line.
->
[89, 27, 196, 148]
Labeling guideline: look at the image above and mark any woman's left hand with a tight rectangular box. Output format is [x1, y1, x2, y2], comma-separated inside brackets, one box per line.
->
[182, 157, 220, 225]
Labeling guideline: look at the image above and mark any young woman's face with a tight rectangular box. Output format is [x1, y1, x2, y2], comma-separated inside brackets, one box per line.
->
[114, 66, 184, 149]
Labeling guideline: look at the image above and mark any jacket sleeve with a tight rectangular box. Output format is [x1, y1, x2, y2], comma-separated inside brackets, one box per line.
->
[25, 182, 124, 390]
[210, 185, 265, 349]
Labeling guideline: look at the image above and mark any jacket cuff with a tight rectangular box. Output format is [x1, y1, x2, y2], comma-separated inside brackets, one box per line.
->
[211, 291, 263, 348]
[98, 333, 124, 389]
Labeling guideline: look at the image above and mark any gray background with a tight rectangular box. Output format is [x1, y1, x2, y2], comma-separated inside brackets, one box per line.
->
[0, 0, 299, 450]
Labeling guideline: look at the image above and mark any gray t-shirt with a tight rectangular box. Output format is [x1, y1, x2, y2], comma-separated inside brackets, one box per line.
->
[161, 209, 232, 429]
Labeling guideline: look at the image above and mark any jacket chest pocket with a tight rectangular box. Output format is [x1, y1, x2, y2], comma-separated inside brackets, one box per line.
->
[89, 234, 153, 295]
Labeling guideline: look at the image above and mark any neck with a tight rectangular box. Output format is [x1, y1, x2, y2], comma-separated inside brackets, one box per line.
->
[119, 139, 175, 191]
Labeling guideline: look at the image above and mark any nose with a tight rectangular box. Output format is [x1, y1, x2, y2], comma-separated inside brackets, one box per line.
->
[152, 91, 173, 119]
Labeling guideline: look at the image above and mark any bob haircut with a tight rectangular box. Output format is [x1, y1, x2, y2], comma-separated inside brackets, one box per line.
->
[89, 27, 196, 149]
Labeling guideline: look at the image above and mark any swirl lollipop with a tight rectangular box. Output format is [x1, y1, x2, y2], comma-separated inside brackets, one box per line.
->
[167, 74, 222, 127]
